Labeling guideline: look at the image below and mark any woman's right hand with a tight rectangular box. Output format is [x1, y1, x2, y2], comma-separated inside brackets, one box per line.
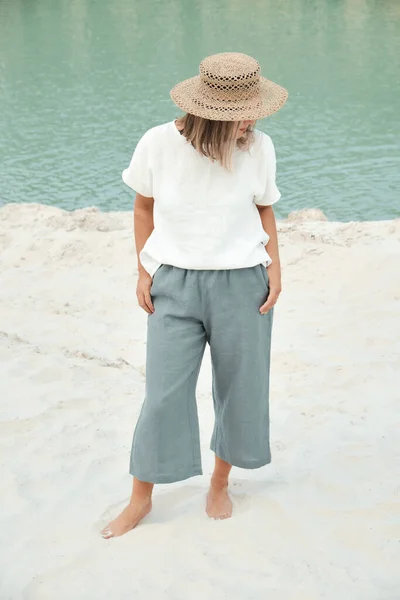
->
[136, 270, 155, 314]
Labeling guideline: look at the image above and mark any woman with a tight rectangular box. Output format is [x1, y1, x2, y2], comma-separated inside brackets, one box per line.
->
[101, 52, 288, 538]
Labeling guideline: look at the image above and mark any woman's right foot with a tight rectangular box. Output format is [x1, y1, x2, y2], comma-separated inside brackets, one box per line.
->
[100, 497, 152, 539]
[206, 480, 233, 520]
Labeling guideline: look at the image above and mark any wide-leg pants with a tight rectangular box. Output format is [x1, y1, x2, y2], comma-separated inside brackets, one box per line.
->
[129, 263, 274, 484]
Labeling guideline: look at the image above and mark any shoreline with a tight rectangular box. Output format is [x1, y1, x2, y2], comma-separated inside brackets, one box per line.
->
[2, 200, 399, 223]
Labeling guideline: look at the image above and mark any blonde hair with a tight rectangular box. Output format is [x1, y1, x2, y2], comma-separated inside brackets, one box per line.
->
[175, 113, 256, 171]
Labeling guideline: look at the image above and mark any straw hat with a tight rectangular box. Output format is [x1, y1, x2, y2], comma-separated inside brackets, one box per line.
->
[170, 52, 288, 121]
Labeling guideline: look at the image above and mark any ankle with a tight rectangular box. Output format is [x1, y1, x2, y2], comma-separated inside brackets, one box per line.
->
[210, 475, 229, 490]
[130, 489, 152, 506]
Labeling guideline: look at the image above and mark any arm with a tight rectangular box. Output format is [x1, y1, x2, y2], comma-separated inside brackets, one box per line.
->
[256, 204, 282, 314]
[134, 192, 155, 314]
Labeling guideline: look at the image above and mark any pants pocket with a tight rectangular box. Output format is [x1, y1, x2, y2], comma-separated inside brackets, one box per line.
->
[150, 264, 164, 293]
[258, 264, 270, 293]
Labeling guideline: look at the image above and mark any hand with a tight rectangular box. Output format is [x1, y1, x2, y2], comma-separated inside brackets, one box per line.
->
[136, 270, 154, 314]
[260, 267, 281, 315]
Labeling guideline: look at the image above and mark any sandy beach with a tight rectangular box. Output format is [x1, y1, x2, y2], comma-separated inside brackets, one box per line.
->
[0, 202, 399, 600]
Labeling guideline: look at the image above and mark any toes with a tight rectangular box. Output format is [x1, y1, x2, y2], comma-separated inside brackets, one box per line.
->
[216, 510, 232, 520]
[100, 528, 113, 538]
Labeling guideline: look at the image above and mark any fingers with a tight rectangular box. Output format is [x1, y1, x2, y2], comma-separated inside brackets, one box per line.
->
[144, 291, 155, 314]
[137, 290, 154, 314]
[136, 271, 154, 314]
[259, 299, 273, 315]
[137, 294, 152, 314]
[259, 289, 280, 315]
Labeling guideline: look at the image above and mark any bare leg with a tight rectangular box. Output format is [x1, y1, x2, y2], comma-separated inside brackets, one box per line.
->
[100, 477, 153, 538]
[206, 455, 233, 520]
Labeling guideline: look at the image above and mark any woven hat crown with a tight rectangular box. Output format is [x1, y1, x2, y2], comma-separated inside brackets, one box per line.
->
[199, 53, 261, 102]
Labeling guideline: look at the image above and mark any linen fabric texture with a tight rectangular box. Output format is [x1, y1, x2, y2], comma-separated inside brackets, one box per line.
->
[122, 120, 281, 277]
[129, 264, 274, 484]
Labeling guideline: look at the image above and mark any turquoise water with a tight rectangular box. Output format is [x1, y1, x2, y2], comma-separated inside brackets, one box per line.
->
[0, 0, 399, 221]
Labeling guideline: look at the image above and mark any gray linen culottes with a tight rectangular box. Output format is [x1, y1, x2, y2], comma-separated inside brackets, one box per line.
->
[129, 263, 274, 484]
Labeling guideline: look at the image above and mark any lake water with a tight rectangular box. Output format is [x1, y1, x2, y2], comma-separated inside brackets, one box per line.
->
[0, 0, 399, 221]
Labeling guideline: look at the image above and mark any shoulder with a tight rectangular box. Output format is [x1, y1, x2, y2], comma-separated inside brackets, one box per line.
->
[134, 121, 172, 149]
[253, 129, 276, 154]
[248, 130, 277, 168]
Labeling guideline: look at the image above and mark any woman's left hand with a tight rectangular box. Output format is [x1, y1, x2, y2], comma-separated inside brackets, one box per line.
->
[260, 266, 282, 315]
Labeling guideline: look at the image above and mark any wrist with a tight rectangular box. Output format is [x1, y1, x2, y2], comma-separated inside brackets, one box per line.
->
[267, 260, 281, 273]
[138, 264, 149, 278]
[267, 262, 281, 282]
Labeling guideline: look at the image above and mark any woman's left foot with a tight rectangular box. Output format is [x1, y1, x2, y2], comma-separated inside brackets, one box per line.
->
[206, 481, 233, 520]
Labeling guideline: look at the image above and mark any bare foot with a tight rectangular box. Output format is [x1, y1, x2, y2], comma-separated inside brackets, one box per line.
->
[100, 497, 152, 539]
[206, 481, 233, 520]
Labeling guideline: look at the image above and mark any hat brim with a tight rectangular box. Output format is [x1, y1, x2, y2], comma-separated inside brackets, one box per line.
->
[170, 75, 288, 121]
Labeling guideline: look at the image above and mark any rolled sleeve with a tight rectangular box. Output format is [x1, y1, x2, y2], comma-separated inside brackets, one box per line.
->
[122, 130, 153, 197]
[254, 135, 281, 207]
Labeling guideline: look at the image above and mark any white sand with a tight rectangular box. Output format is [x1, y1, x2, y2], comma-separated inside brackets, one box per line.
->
[0, 202, 399, 600]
